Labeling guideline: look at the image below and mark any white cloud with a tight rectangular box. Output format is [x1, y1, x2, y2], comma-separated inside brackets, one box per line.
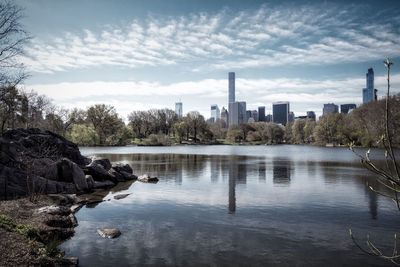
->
[28, 73, 400, 119]
[22, 4, 400, 73]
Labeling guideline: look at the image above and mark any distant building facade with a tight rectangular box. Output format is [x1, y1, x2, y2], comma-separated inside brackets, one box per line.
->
[273, 101, 289, 125]
[229, 101, 246, 125]
[210, 104, 220, 121]
[246, 110, 252, 122]
[323, 103, 339, 115]
[266, 114, 272, 122]
[229, 72, 235, 104]
[251, 110, 259, 122]
[175, 102, 183, 118]
[306, 111, 316, 121]
[362, 68, 378, 104]
[258, 106, 266, 122]
[340, 104, 356, 114]
[221, 107, 229, 126]
[288, 112, 295, 123]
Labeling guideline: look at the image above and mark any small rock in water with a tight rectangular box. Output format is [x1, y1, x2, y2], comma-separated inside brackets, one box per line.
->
[138, 174, 159, 183]
[113, 194, 130, 200]
[97, 228, 121, 239]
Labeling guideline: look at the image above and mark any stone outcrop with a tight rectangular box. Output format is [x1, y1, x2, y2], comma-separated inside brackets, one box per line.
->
[137, 174, 159, 183]
[0, 128, 139, 199]
[97, 228, 121, 239]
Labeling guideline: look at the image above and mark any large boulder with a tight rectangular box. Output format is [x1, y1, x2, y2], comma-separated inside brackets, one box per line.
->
[111, 163, 133, 174]
[56, 158, 88, 190]
[84, 161, 116, 183]
[2, 128, 90, 166]
[91, 157, 112, 171]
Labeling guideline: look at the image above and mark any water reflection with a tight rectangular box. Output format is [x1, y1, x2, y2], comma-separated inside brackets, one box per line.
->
[273, 160, 291, 185]
[61, 150, 399, 267]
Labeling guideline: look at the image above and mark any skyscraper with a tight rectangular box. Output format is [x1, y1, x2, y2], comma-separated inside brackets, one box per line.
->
[210, 104, 220, 121]
[229, 72, 235, 104]
[175, 102, 182, 118]
[258, 106, 265, 122]
[220, 107, 228, 126]
[363, 68, 378, 104]
[229, 101, 246, 125]
[340, 104, 356, 114]
[306, 111, 316, 121]
[273, 101, 289, 126]
[323, 103, 338, 114]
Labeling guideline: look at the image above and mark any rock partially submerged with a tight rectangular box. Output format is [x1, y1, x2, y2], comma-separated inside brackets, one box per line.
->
[97, 228, 121, 238]
[0, 128, 139, 199]
[138, 174, 159, 183]
[113, 193, 130, 200]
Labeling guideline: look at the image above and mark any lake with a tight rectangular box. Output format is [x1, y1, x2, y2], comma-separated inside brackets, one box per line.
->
[60, 145, 400, 266]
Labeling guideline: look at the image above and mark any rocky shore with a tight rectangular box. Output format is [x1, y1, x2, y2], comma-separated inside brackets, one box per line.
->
[0, 128, 157, 266]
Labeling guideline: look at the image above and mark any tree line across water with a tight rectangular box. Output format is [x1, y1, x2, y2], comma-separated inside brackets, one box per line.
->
[1, 86, 399, 147]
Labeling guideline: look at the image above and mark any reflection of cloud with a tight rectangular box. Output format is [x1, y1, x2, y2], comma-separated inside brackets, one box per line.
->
[23, 4, 400, 73]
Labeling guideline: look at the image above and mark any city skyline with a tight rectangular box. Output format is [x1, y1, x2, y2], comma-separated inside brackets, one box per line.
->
[14, 0, 400, 119]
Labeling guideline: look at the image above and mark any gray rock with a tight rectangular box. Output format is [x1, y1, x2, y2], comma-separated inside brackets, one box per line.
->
[36, 205, 71, 216]
[85, 175, 95, 189]
[113, 193, 130, 200]
[91, 157, 112, 171]
[138, 174, 159, 183]
[57, 158, 88, 190]
[93, 180, 115, 189]
[85, 161, 116, 182]
[111, 162, 133, 174]
[97, 228, 121, 238]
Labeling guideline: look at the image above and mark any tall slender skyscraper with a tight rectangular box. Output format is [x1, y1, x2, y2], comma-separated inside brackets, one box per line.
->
[175, 102, 182, 118]
[363, 68, 377, 103]
[229, 72, 235, 103]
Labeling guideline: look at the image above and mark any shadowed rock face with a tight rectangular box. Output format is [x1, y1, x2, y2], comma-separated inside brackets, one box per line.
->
[0, 128, 137, 199]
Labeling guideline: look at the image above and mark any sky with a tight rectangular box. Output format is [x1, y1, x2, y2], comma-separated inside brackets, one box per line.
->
[16, 0, 400, 120]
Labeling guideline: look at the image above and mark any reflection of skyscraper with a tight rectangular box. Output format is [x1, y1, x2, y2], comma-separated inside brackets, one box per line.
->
[210, 156, 221, 183]
[273, 160, 291, 185]
[228, 157, 248, 213]
[228, 158, 237, 213]
[258, 162, 266, 182]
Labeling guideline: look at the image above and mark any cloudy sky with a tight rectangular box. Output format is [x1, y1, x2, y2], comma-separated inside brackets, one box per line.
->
[17, 0, 400, 119]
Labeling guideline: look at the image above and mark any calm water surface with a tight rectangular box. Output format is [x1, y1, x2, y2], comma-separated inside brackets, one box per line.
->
[61, 145, 399, 266]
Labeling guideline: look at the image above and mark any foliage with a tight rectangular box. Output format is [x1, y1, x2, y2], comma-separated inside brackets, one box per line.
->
[0, 214, 39, 240]
[0, 0, 31, 87]
[349, 58, 400, 264]
[69, 124, 99, 146]
[143, 134, 171, 146]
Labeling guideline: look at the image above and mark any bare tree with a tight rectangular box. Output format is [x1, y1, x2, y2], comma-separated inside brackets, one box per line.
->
[0, 0, 31, 87]
[349, 58, 400, 264]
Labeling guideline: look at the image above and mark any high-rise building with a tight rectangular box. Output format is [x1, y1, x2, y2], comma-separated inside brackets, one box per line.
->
[363, 68, 378, 104]
[288, 112, 295, 123]
[323, 103, 338, 115]
[251, 110, 259, 122]
[306, 111, 316, 121]
[229, 101, 246, 125]
[258, 106, 265, 122]
[266, 114, 272, 122]
[229, 72, 235, 104]
[220, 107, 229, 126]
[273, 101, 289, 126]
[246, 110, 252, 122]
[175, 102, 183, 118]
[340, 104, 356, 114]
[210, 104, 220, 121]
